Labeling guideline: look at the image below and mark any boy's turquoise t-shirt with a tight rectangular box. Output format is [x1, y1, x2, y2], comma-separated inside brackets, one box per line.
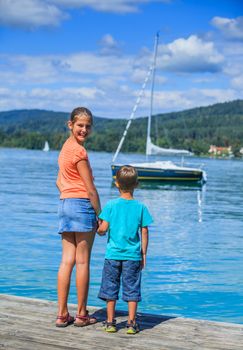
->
[99, 198, 153, 261]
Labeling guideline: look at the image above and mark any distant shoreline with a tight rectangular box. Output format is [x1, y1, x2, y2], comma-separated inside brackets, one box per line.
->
[1, 146, 242, 160]
[1, 100, 243, 157]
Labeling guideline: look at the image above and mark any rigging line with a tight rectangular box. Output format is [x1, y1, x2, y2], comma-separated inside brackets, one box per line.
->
[112, 55, 155, 163]
[155, 114, 159, 143]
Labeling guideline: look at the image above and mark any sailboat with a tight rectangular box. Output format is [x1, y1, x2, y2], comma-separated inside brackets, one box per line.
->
[111, 33, 206, 183]
[43, 141, 50, 152]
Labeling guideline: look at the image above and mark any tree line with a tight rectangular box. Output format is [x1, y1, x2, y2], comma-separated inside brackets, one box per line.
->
[0, 99, 243, 156]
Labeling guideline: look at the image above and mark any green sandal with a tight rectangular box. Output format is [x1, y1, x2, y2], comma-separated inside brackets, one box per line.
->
[126, 320, 140, 334]
[102, 319, 117, 333]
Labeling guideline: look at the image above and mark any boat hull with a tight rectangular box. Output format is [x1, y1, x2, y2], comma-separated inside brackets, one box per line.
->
[111, 164, 205, 182]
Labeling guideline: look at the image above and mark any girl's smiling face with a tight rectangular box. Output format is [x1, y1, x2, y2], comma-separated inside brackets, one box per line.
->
[68, 114, 92, 144]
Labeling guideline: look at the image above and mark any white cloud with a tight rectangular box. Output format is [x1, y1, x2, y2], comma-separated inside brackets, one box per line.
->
[0, 49, 138, 116]
[220, 41, 243, 58]
[0, 32, 241, 117]
[157, 35, 224, 73]
[211, 16, 243, 40]
[131, 67, 167, 85]
[0, 86, 106, 111]
[64, 52, 133, 76]
[0, 54, 66, 84]
[0, 0, 67, 29]
[231, 74, 243, 89]
[139, 88, 240, 114]
[99, 34, 121, 55]
[130, 68, 149, 84]
[30, 86, 104, 100]
[193, 77, 215, 84]
[0, 51, 135, 86]
[198, 88, 236, 101]
[0, 83, 240, 118]
[0, 0, 170, 28]
[52, 0, 171, 14]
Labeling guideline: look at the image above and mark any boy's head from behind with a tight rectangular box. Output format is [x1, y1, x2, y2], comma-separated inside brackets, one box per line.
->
[116, 165, 138, 192]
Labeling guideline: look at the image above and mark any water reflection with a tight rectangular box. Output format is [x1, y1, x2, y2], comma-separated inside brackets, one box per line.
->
[138, 180, 205, 191]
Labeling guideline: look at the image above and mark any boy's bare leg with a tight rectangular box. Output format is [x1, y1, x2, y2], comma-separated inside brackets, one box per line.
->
[128, 301, 137, 323]
[107, 300, 116, 322]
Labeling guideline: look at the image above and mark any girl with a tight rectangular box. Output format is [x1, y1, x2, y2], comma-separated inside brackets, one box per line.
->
[55, 107, 101, 327]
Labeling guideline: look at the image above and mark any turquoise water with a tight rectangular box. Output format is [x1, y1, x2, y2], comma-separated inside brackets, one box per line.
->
[0, 148, 243, 324]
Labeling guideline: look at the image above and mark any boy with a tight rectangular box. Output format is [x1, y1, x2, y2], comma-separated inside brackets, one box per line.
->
[97, 165, 153, 334]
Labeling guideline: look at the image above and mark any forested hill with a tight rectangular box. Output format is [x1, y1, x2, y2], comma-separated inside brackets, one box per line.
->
[0, 99, 243, 156]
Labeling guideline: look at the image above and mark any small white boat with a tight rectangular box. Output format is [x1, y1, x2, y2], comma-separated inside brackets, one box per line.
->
[111, 33, 206, 184]
[43, 141, 50, 152]
[112, 161, 206, 183]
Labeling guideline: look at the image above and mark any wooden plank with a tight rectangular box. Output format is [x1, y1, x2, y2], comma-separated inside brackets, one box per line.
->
[0, 294, 243, 350]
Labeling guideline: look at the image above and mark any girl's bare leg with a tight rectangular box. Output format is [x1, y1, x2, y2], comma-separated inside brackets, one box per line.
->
[75, 231, 95, 315]
[57, 232, 76, 322]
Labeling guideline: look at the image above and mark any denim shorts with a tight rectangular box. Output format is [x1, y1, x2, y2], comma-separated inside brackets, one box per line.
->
[98, 259, 142, 302]
[58, 198, 97, 234]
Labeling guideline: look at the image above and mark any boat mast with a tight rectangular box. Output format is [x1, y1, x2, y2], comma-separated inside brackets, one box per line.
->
[146, 31, 159, 158]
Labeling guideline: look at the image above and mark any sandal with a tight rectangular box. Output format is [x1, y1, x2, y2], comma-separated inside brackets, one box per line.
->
[126, 320, 140, 334]
[102, 319, 117, 333]
[74, 310, 97, 327]
[56, 313, 74, 327]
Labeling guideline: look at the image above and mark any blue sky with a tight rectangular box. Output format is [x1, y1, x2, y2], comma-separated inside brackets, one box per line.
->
[0, 0, 243, 118]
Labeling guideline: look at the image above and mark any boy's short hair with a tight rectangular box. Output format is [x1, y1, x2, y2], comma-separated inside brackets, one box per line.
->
[116, 165, 138, 191]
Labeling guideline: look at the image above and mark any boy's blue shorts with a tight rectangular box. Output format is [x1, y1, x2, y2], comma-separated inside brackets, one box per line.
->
[98, 259, 142, 302]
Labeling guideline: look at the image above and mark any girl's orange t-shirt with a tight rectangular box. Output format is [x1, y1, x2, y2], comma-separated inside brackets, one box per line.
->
[58, 137, 92, 199]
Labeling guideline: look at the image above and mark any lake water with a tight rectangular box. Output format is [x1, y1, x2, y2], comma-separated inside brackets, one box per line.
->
[0, 148, 243, 324]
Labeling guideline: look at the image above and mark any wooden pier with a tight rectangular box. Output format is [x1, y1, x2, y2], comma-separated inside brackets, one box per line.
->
[0, 294, 243, 349]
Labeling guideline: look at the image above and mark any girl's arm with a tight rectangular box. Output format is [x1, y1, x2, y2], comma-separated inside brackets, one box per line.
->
[141, 226, 149, 269]
[97, 220, 109, 236]
[77, 160, 101, 216]
[56, 171, 62, 193]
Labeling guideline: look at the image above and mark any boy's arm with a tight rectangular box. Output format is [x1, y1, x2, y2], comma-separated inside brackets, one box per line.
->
[141, 226, 149, 269]
[97, 219, 109, 236]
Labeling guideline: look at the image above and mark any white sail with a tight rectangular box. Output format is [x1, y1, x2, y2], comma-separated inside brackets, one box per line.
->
[146, 137, 192, 156]
[43, 141, 50, 152]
